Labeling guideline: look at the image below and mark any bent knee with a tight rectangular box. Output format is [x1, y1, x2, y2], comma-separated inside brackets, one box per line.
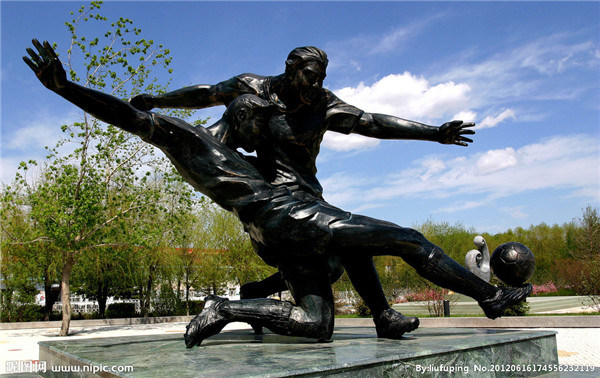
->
[291, 296, 334, 339]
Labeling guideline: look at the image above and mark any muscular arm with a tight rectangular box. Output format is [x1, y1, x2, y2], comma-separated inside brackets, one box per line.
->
[355, 113, 439, 141]
[354, 112, 475, 146]
[129, 78, 242, 111]
[24, 39, 151, 138]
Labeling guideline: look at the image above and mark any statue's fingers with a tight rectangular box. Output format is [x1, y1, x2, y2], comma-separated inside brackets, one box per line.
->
[458, 136, 473, 144]
[32, 39, 48, 61]
[459, 129, 476, 135]
[461, 122, 476, 128]
[26, 47, 43, 65]
[43, 40, 60, 60]
[23, 56, 38, 72]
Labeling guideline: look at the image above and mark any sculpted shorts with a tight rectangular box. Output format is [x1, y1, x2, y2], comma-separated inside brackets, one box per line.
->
[245, 189, 351, 266]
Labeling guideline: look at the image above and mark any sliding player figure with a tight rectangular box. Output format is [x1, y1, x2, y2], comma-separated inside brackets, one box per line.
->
[25, 40, 532, 348]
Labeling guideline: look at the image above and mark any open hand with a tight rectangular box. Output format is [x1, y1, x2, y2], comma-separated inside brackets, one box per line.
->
[23, 39, 67, 92]
[438, 120, 475, 146]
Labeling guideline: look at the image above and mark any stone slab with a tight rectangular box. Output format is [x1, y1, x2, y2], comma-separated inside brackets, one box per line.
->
[39, 327, 558, 377]
[5, 315, 597, 330]
[335, 316, 600, 328]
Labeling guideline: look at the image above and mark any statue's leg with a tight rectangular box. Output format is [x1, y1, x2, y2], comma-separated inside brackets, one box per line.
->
[185, 263, 334, 348]
[342, 255, 419, 338]
[240, 256, 343, 335]
[226, 263, 335, 341]
[329, 215, 531, 319]
[239, 272, 287, 335]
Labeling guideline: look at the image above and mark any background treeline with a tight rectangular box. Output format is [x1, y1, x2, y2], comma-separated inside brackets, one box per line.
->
[0, 2, 276, 334]
[331, 206, 600, 306]
[1, 2, 598, 333]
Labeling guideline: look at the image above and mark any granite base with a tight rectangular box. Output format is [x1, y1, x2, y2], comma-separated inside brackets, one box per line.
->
[39, 326, 558, 377]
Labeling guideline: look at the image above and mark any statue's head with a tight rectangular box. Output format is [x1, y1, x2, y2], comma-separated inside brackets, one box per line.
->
[284, 46, 328, 106]
[223, 94, 273, 152]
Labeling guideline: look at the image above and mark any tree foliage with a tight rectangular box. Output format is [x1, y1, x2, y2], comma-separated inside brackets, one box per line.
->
[1, 1, 176, 333]
[2, 3, 598, 325]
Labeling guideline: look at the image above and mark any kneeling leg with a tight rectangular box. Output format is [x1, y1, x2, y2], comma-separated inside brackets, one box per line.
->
[185, 262, 334, 347]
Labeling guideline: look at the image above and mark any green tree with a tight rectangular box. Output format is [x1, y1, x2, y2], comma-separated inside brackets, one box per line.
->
[208, 204, 277, 292]
[562, 206, 600, 310]
[1, 175, 62, 321]
[570, 205, 600, 259]
[11, 1, 175, 334]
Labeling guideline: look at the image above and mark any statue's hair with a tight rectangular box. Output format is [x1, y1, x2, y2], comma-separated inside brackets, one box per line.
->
[223, 94, 272, 127]
[285, 46, 328, 75]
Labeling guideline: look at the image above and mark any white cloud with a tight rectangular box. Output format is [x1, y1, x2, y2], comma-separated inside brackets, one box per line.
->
[477, 109, 516, 129]
[475, 147, 518, 174]
[2, 109, 81, 184]
[323, 134, 599, 214]
[6, 109, 77, 151]
[326, 12, 447, 68]
[420, 158, 446, 180]
[322, 132, 380, 152]
[433, 31, 599, 106]
[452, 110, 477, 123]
[436, 200, 491, 214]
[499, 206, 529, 220]
[370, 27, 412, 54]
[334, 72, 471, 123]
[320, 171, 373, 207]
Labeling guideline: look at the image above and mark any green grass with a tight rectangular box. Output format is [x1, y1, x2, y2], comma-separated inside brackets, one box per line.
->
[531, 288, 577, 297]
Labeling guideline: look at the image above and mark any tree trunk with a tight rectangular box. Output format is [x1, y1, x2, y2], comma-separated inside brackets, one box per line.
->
[43, 269, 60, 321]
[143, 269, 154, 318]
[185, 283, 190, 316]
[97, 283, 109, 318]
[59, 253, 75, 336]
[138, 287, 147, 317]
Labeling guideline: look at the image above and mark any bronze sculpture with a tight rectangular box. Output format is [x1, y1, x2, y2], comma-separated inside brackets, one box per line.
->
[24, 40, 532, 349]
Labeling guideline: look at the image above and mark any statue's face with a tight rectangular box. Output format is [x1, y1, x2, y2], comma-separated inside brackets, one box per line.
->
[234, 106, 266, 153]
[288, 61, 325, 106]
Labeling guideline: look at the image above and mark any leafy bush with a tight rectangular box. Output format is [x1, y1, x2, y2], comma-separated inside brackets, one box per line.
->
[405, 287, 455, 316]
[532, 282, 558, 296]
[354, 298, 372, 317]
[151, 284, 179, 316]
[497, 284, 530, 316]
[172, 299, 205, 316]
[106, 303, 136, 318]
[0, 304, 45, 322]
[502, 300, 530, 316]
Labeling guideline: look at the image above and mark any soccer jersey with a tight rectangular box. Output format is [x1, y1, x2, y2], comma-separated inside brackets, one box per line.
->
[215, 73, 364, 197]
[143, 112, 351, 266]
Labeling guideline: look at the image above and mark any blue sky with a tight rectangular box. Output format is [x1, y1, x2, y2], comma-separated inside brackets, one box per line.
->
[2, 1, 599, 234]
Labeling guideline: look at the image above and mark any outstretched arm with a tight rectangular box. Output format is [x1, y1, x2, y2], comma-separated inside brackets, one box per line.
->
[354, 112, 475, 146]
[129, 85, 226, 111]
[128, 76, 245, 111]
[23, 39, 152, 137]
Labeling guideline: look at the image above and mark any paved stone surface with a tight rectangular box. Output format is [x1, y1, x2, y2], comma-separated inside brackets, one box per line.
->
[393, 295, 598, 316]
[1, 322, 598, 375]
[536, 328, 600, 368]
[38, 328, 559, 377]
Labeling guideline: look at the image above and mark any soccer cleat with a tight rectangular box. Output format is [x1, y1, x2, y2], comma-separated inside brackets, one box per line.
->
[478, 284, 533, 319]
[184, 295, 229, 348]
[375, 308, 420, 339]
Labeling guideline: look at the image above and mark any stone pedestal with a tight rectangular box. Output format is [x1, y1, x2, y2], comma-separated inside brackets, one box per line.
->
[39, 326, 558, 377]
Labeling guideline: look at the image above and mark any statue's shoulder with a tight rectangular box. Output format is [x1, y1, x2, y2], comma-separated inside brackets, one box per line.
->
[235, 73, 269, 85]
[232, 73, 272, 96]
[235, 72, 268, 80]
